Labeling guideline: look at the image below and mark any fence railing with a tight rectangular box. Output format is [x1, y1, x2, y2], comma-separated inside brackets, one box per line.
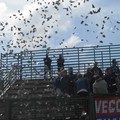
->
[0, 93, 120, 120]
[0, 44, 120, 80]
[0, 95, 93, 120]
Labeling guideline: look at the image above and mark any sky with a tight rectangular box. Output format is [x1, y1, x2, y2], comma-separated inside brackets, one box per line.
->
[0, 0, 120, 54]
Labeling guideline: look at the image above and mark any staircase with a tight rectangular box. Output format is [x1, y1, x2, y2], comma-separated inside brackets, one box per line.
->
[3, 79, 55, 98]
[0, 61, 90, 120]
[0, 79, 89, 120]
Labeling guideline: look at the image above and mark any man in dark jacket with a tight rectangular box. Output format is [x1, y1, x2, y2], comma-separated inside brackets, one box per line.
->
[75, 76, 89, 95]
[57, 54, 64, 72]
[44, 54, 52, 79]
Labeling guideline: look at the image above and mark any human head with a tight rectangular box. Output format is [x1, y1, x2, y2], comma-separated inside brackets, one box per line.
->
[68, 67, 73, 75]
[105, 67, 112, 75]
[46, 53, 48, 58]
[76, 71, 82, 79]
[61, 70, 67, 77]
[94, 73, 100, 80]
[112, 59, 117, 66]
[59, 54, 63, 58]
[94, 61, 98, 67]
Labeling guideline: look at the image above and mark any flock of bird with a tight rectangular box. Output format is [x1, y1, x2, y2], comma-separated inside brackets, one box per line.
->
[0, 0, 120, 53]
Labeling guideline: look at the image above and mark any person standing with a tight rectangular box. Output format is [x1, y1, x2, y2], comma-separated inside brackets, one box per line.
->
[44, 53, 52, 79]
[110, 59, 119, 78]
[93, 74, 108, 94]
[75, 76, 89, 95]
[104, 67, 117, 93]
[57, 54, 64, 73]
[116, 73, 120, 93]
[91, 61, 103, 77]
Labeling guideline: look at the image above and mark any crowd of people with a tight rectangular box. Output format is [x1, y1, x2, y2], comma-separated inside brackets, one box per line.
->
[43, 53, 120, 96]
[53, 58, 120, 96]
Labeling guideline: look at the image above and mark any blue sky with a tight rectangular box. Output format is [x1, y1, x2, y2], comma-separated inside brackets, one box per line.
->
[0, 0, 120, 54]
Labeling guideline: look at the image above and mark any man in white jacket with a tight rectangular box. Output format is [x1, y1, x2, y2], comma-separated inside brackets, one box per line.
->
[93, 74, 108, 94]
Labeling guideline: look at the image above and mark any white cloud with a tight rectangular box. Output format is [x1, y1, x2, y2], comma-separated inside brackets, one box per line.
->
[59, 20, 72, 31]
[60, 35, 81, 48]
[0, 0, 28, 12]
[0, 2, 7, 19]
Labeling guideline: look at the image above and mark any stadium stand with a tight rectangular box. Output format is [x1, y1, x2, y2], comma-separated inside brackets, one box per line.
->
[0, 44, 120, 120]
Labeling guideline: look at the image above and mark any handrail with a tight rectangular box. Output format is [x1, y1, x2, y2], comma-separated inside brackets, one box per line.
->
[0, 64, 20, 97]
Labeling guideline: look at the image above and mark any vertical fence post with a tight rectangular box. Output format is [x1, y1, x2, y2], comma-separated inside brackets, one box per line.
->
[6, 53, 8, 75]
[83, 63, 85, 74]
[0, 53, 1, 68]
[93, 46, 96, 62]
[109, 45, 112, 66]
[30, 51, 32, 80]
[0, 53, 2, 80]
[101, 51, 104, 71]
[20, 52, 22, 80]
[1, 53, 4, 80]
[78, 48, 80, 71]
[17, 53, 21, 80]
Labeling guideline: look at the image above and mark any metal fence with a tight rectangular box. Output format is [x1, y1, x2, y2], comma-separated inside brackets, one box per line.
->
[0, 93, 120, 120]
[0, 44, 120, 80]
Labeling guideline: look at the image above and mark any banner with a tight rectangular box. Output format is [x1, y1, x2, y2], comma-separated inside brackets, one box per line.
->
[95, 96, 120, 120]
